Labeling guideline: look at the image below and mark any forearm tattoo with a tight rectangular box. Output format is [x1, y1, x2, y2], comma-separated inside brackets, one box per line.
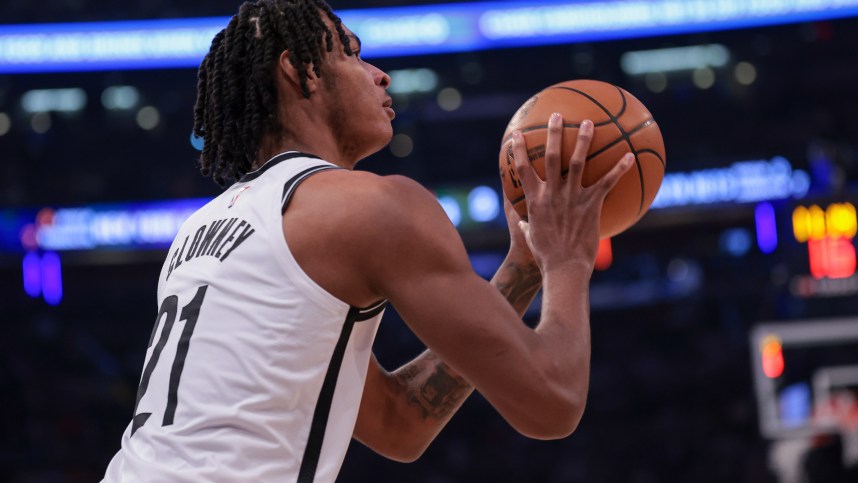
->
[395, 353, 472, 421]
[394, 260, 542, 422]
[492, 260, 542, 316]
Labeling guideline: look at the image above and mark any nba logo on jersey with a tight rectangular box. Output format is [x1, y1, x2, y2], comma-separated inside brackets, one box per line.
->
[228, 186, 251, 208]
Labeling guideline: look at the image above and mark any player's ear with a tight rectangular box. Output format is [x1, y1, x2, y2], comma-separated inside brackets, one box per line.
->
[277, 50, 319, 96]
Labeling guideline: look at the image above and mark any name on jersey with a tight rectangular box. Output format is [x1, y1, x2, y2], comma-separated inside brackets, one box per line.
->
[166, 217, 255, 281]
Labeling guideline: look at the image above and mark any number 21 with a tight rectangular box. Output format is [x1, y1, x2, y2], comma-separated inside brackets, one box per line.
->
[131, 285, 208, 436]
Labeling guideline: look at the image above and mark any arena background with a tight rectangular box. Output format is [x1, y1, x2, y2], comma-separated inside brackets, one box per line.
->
[2, 1, 858, 482]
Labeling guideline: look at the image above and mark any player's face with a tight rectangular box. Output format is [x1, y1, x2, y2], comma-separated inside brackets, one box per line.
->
[318, 22, 393, 162]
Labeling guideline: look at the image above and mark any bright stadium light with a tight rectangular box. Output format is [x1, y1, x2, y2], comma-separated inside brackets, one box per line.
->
[620, 44, 730, 76]
[388, 68, 438, 95]
[101, 85, 140, 110]
[467, 186, 500, 222]
[21, 88, 87, 113]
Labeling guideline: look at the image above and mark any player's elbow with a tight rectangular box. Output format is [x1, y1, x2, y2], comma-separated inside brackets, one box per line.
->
[509, 366, 588, 439]
[388, 445, 426, 464]
[366, 436, 428, 463]
[513, 392, 586, 440]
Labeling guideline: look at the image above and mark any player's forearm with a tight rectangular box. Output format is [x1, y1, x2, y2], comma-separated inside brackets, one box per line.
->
[398, 252, 542, 396]
[392, 350, 473, 430]
[528, 261, 593, 436]
[359, 345, 473, 463]
[394, 254, 541, 418]
[491, 252, 543, 316]
[383, 253, 542, 459]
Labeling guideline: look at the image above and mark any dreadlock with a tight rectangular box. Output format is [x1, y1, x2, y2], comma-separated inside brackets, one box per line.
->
[192, 0, 354, 186]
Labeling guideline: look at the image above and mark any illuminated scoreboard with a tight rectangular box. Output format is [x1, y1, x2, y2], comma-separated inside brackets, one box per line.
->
[792, 203, 857, 280]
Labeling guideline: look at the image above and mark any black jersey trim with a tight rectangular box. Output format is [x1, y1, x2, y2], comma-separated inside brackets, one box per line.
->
[239, 151, 321, 183]
[354, 299, 388, 320]
[296, 302, 387, 483]
[280, 165, 342, 214]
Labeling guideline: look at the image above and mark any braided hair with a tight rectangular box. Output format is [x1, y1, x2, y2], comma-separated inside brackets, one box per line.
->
[193, 0, 354, 186]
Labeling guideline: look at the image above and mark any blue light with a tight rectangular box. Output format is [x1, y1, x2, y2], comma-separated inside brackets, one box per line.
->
[755, 202, 778, 254]
[22, 251, 41, 297]
[467, 186, 500, 222]
[41, 251, 63, 305]
[779, 382, 811, 428]
[190, 132, 204, 151]
[3, 0, 858, 73]
[0, 17, 224, 73]
[719, 228, 752, 257]
[438, 196, 462, 227]
[34, 198, 209, 251]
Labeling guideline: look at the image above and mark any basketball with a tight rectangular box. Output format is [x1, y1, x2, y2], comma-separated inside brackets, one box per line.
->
[498, 79, 666, 238]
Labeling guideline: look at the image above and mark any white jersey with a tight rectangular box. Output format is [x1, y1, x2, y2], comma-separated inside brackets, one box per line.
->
[104, 152, 385, 483]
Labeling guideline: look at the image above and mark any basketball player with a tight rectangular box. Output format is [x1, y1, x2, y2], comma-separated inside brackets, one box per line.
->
[103, 1, 634, 481]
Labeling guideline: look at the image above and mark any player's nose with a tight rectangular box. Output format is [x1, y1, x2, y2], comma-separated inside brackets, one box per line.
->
[371, 63, 390, 89]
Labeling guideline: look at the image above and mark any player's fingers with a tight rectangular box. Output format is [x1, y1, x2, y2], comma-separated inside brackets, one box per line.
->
[593, 152, 635, 195]
[566, 119, 593, 189]
[511, 131, 541, 195]
[544, 113, 563, 190]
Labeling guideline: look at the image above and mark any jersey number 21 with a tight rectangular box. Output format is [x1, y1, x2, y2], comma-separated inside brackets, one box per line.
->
[131, 285, 208, 436]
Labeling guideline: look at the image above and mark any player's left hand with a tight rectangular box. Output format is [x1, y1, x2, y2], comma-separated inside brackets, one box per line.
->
[502, 196, 536, 267]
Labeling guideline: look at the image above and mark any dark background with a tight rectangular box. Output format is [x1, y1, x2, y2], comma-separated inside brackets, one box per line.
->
[2, 1, 858, 482]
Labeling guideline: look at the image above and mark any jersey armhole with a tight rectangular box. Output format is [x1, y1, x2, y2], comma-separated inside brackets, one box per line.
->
[269, 164, 352, 311]
[281, 165, 342, 214]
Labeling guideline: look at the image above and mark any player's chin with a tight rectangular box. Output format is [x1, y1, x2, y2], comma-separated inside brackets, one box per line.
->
[374, 122, 394, 148]
[359, 125, 394, 159]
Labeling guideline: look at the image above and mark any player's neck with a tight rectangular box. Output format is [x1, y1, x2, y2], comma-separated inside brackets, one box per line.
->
[256, 106, 358, 171]
[257, 136, 352, 171]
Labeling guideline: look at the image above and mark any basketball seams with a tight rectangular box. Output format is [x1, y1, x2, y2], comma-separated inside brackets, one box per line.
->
[585, 118, 655, 163]
[505, 123, 659, 210]
[548, 85, 628, 119]
[550, 85, 646, 216]
[634, 148, 665, 168]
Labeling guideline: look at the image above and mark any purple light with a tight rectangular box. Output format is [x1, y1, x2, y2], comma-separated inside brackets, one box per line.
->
[22, 251, 41, 297]
[41, 251, 63, 305]
[755, 202, 778, 254]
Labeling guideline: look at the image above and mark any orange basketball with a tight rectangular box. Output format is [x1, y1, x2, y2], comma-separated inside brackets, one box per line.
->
[498, 79, 666, 238]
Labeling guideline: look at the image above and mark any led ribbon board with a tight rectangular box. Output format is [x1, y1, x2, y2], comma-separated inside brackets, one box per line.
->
[0, 187, 500, 252]
[1, 199, 210, 252]
[2, 0, 858, 73]
[650, 156, 809, 209]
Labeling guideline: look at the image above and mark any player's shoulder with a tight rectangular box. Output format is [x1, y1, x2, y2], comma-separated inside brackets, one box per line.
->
[286, 168, 462, 279]
[314, 169, 431, 197]
[304, 170, 441, 223]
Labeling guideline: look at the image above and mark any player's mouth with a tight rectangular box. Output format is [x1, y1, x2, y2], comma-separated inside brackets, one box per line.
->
[383, 98, 395, 120]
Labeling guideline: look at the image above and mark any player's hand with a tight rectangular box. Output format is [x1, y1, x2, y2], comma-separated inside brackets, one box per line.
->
[502, 196, 536, 266]
[511, 113, 634, 273]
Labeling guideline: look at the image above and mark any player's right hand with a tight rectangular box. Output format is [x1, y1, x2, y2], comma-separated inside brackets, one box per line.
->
[510, 113, 634, 273]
